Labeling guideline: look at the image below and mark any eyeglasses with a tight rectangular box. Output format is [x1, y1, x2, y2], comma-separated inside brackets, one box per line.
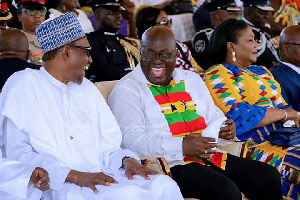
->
[141, 49, 177, 60]
[22, 8, 47, 16]
[157, 18, 172, 26]
[284, 42, 300, 46]
[68, 45, 92, 57]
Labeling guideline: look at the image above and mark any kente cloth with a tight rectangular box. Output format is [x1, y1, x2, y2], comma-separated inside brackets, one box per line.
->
[274, 0, 300, 26]
[205, 64, 300, 199]
[175, 41, 203, 72]
[148, 80, 227, 169]
[108, 64, 227, 169]
[0, 68, 183, 200]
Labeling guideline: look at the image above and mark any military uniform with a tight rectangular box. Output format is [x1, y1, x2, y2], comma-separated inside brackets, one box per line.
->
[242, 0, 280, 68]
[244, 19, 279, 68]
[86, 30, 140, 82]
[86, 0, 140, 82]
[190, 0, 240, 70]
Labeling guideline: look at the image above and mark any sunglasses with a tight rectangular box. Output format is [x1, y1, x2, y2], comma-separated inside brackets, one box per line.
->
[22, 8, 47, 16]
[68, 45, 92, 57]
[157, 18, 172, 26]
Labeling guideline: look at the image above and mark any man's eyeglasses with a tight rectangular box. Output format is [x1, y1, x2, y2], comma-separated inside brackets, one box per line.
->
[141, 49, 177, 60]
[157, 18, 172, 26]
[22, 8, 47, 16]
[68, 45, 92, 57]
[284, 42, 300, 46]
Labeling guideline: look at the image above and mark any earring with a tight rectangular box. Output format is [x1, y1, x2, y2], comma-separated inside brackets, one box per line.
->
[232, 52, 236, 62]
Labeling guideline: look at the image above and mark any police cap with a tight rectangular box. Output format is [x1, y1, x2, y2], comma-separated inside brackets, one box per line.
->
[204, 0, 241, 12]
[87, 0, 125, 11]
[242, 0, 274, 11]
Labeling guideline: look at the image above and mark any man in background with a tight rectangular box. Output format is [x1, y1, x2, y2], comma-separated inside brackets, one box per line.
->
[0, 28, 39, 91]
[190, 0, 240, 70]
[86, 0, 140, 82]
[271, 25, 300, 111]
[242, 0, 280, 68]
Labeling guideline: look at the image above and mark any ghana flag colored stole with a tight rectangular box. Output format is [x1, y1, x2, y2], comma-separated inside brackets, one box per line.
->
[148, 80, 227, 170]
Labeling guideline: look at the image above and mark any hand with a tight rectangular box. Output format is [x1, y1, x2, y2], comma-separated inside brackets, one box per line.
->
[285, 109, 300, 127]
[66, 170, 117, 193]
[219, 119, 236, 140]
[123, 158, 160, 180]
[183, 134, 217, 159]
[30, 167, 50, 191]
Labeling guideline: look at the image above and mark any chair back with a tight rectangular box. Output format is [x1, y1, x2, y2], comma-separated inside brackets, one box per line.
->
[94, 81, 118, 102]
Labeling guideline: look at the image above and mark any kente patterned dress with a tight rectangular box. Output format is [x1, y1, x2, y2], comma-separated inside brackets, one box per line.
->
[204, 64, 300, 200]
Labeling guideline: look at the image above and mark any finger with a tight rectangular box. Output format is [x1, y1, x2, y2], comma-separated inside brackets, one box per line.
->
[93, 178, 111, 186]
[143, 168, 160, 176]
[39, 182, 50, 191]
[134, 168, 150, 180]
[125, 170, 134, 180]
[35, 180, 42, 188]
[104, 175, 118, 184]
[219, 132, 227, 138]
[90, 183, 98, 193]
[201, 137, 216, 142]
[294, 119, 300, 127]
[198, 154, 211, 159]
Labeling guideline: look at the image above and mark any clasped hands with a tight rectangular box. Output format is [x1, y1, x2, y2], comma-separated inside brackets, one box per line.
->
[66, 158, 159, 193]
[183, 119, 236, 159]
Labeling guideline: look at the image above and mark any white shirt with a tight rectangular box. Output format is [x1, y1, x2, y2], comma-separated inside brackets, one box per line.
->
[1, 68, 173, 199]
[282, 61, 300, 75]
[108, 64, 226, 167]
[49, 9, 94, 34]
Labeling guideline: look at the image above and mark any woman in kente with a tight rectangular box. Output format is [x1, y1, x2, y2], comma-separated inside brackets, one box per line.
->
[204, 19, 300, 199]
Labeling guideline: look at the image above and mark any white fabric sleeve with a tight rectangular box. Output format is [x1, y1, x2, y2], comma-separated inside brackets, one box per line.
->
[0, 151, 41, 198]
[90, 85, 140, 172]
[4, 119, 71, 191]
[108, 86, 183, 161]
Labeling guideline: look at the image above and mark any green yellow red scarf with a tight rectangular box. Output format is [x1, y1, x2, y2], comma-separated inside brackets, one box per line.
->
[148, 80, 227, 170]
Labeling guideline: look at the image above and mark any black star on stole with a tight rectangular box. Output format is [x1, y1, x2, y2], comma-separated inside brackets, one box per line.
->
[171, 104, 177, 112]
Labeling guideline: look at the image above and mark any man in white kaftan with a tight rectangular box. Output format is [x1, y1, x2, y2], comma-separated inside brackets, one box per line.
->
[0, 13, 183, 200]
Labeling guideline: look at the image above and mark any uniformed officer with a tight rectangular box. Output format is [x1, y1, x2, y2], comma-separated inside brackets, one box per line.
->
[0, 0, 13, 30]
[242, 0, 280, 68]
[17, 0, 46, 65]
[86, 0, 140, 82]
[191, 0, 240, 70]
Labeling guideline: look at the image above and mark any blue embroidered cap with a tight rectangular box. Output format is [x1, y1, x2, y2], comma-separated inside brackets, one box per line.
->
[35, 12, 85, 54]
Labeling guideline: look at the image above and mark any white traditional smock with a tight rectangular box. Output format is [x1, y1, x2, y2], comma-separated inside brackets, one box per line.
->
[0, 68, 183, 200]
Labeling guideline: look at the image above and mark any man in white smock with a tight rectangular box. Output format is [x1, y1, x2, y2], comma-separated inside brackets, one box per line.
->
[0, 12, 183, 200]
